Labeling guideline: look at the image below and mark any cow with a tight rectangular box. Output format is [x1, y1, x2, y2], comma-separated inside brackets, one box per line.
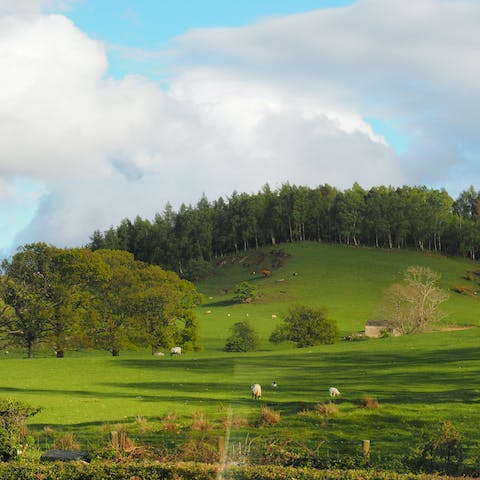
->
[170, 346, 182, 356]
[251, 383, 262, 400]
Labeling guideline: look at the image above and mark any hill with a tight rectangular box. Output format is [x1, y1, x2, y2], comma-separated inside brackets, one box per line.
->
[0, 242, 479, 472]
[196, 242, 479, 349]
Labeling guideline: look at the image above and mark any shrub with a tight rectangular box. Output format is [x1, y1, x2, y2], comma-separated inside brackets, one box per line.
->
[174, 439, 218, 463]
[135, 415, 150, 433]
[224, 416, 249, 429]
[410, 420, 464, 475]
[233, 281, 258, 303]
[53, 432, 80, 450]
[359, 396, 379, 409]
[316, 403, 339, 416]
[269, 305, 339, 347]
[0, 398, 40, 461]
[190, 411, 211, 432]
[257, 407, 281, 427]
[161, 412, 181, 433]
[224, 321, 260, 352]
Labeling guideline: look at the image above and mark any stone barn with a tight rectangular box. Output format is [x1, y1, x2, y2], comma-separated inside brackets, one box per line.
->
[364, 320, 401, 338]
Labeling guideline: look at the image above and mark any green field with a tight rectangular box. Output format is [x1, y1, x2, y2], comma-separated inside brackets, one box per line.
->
[1, 242, 480, 462]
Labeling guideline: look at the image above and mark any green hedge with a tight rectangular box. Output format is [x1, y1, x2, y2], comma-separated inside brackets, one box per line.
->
[0, 462, 475, 480]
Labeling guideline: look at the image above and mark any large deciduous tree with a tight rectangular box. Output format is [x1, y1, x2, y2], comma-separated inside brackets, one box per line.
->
[378, 265, 449, 334]
[131, 264, 202, 354]
[0, 244, 109, 357]
[0, 245, 202, 358]
[88, 250, 202, 356]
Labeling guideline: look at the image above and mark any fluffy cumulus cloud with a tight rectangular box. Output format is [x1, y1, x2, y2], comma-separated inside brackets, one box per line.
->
[1, 0, 479, 252]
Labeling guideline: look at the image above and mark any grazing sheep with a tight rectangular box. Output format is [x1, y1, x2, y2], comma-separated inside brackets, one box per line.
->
[329, 387, 340, 398]
[271, 314, 277, 319]
[272, 381, 277, 388]
[154, 351, 165, 356]
[251, 383, 262, 400]
[170, 346, 182, 356]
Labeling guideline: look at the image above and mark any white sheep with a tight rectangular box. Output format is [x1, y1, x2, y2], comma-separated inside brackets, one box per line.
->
[170, 346, 182, 356]
[251, 383, 262, 400]
[329, 387, 341, 398]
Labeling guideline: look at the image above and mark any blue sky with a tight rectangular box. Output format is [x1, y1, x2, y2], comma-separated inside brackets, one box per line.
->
[64, 1, 356, 83]
[0, 0, 479, 256]
[65, 1, 354, 49]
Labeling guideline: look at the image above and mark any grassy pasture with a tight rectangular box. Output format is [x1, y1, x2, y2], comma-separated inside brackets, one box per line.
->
[1, 242, 479, 461]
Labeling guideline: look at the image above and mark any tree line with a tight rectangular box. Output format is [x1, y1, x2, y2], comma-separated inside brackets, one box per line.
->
[0, 244, 201, 357]
[88, 183, 480, 279]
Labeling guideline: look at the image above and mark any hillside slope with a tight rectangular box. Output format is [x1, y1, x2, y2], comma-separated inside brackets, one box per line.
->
[196, 242, 479, 349]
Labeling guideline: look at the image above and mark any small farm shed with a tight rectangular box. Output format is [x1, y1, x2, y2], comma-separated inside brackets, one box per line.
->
[364, 320, 401, 338]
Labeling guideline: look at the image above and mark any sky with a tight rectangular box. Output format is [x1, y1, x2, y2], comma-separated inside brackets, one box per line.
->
[1, 0, 479, 257]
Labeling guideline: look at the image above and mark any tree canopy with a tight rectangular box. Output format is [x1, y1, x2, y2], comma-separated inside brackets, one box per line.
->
[269, 305, 339, 348]
[224, 321, 260, 352]
[86, 183, 480, 280]
[0, 244, 202, 357]
[377, 265, 449, 334]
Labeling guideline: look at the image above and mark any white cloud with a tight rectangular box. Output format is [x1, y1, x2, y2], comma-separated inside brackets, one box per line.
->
[1, 0, 479, 251]
[0, 0, 78, 15]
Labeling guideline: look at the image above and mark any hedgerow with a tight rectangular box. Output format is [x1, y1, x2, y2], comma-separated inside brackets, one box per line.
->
[0, 462, 476, 480]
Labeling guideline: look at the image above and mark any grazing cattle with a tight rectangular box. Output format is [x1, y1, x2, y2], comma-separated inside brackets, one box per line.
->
[329, 387, 340, 398]
[170, 346, 182, 356]
[251, 383, 262, 400]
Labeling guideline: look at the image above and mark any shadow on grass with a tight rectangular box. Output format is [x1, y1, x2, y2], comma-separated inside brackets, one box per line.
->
[110, 341, 480, 408]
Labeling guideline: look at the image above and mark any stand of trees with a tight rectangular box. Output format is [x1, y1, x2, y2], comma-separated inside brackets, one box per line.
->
[87, 183, 480, 280]
[0, 244, 202, 357]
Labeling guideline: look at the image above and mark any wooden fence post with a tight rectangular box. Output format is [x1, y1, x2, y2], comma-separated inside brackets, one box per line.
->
[110, 431, 119, 449]
[119, 431, 128, 450]
[362, 439, 370, 458]
[218, 436, 225, 461]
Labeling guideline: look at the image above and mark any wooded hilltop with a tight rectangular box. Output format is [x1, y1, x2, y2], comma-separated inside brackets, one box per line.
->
[88, 183, 480, 280]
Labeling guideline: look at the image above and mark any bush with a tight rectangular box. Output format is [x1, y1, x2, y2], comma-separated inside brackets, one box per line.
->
[0, 398, 40, 461]
[233, 281, 257, 303]
[317, 403, 339, 417]
[269, 305, 339, 348]
[409, 421, 464, 475]
[53, 432, 81, 450]
[359, 396, 379, 409]
[224, 321, 260, 352]
[257, 407, 281, 427]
